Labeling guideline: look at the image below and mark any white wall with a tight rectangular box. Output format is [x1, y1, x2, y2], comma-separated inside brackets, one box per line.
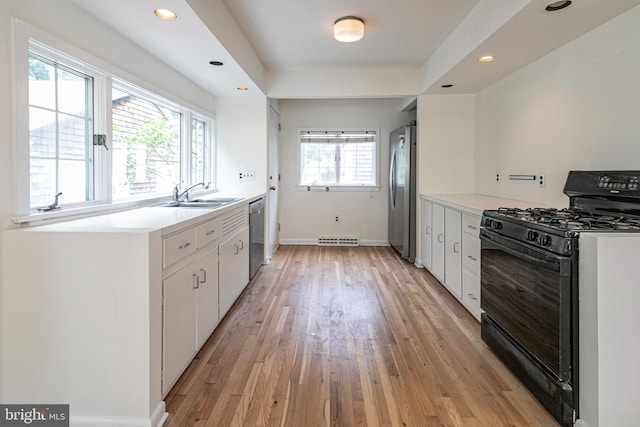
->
[474, 4, 640, 207]
[0, 0, 216, 400]
[215, 95, 268, 193]
[278, 98, 413, 245]
[417, 94, 476, 195]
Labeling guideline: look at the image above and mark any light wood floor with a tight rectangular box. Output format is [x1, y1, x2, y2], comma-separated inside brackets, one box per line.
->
[164, 246, 559, 427]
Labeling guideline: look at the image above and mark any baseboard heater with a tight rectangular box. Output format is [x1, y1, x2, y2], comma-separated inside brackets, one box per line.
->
[317, 237, 359, 246]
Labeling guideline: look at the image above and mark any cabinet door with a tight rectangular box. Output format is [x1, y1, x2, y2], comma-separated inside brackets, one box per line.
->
[162, 266, 197, 395]
[420, 199, 433, 270]
[431, 203, 445, 282]
[462, 269, 481, 320]
[444, 208, 462, 298]
[194, 248, 219, 348]
[219, 226, 250, 318]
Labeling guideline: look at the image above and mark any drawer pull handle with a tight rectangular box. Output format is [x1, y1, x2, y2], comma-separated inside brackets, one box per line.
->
[234, 244, 239, 255]
[453, 242, 460, 253]
[426, 226, 431, 235]
[179, 242, 192, 249]
[468, 293, 478, 300]
[193, 273, 199, 289]
[239, 240, 244, 250]
[200, 268, 207, 284]
[437, 233, 443, 243]
[205, 229, 216, 236]
[467, 255, 477, 261]
[467, 225, 477, 230]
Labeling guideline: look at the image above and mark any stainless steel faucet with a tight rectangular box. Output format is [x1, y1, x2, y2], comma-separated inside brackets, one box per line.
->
[173, 182, 206, 202]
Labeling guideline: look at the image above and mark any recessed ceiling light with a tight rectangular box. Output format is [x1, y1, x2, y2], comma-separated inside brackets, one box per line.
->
[545, 1, 572, 11]
[478, 55, 495, 63]
[237, 87, 248, 91]
[441, 84, 454, 88]
[209, 61, 224, 66]
[154, 8, 178, 20]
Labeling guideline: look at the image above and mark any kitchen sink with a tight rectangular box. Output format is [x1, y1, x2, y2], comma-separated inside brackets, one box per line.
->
[157, 197, 241, 208]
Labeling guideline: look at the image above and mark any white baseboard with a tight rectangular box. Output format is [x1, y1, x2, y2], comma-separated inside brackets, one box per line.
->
[70, 402, 167, 427]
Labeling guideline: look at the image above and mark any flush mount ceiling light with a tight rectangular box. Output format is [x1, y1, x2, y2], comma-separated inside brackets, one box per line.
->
[237, 87, 248, 91]
[333, 16, 365, 43]
[209, 60, 224, 66]
[154, 8, 178, 20]
[477, 55, 495, 63]
[545, 1, 572, 11]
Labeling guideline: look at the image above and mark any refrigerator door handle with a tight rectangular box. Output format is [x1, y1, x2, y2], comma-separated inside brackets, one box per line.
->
[389, 148, 396, 210]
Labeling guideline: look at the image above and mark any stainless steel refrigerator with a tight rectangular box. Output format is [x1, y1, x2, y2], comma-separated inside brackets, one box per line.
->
[388, 122, 416, 262]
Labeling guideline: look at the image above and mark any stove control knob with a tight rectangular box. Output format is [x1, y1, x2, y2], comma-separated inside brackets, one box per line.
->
[490, 220, 502, 230]
[538, 234, 552, 247]
[526, 230, 539, 242]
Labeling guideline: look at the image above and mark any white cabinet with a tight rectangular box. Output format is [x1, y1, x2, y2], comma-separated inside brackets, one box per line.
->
[431, 203, 445, 282]
[162, 247, 219, 395]
[196, 250, 220, 347]
[461, 212, 482, 320]
[219, 226, 250, 318]
[420, 195, 482, 320]
[162, 215, 221, 396]
[420, 199, 433, 270]
[444, 208, 462, 298]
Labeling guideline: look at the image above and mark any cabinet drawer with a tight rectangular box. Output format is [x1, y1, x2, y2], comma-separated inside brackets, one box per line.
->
[462, 234, 480, 276]
[163, 228, 197, 268]
[196, 218, 222, 249]
[462, 213, 481, 238]
[462, 269, 481, 320]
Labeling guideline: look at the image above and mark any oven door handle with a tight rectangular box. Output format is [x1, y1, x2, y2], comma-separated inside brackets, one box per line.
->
[480, 230, 570, 274]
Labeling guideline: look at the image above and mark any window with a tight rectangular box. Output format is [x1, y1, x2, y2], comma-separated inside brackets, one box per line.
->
[299, 129, 377, 187]
[28, 52, 95, 208]
[111, 85, 182, 200]
[14, 22, 215, 220]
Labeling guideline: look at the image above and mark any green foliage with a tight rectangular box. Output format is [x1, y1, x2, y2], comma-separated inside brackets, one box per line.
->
[29, 58, 50, 80]
[125, 116, 177, 182]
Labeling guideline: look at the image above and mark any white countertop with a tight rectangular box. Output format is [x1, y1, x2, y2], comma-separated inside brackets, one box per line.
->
[420, 193, 554, 216]
[13, 192, 265, 235]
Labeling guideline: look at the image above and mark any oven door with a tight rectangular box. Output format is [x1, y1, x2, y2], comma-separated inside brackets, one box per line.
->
[480, 228, 573, 381]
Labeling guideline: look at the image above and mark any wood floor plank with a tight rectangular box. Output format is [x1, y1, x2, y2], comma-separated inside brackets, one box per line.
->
[164, 246, 559, 427]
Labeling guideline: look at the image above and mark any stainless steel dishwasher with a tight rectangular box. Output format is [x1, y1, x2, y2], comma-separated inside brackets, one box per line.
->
[249, 198, 265, 279]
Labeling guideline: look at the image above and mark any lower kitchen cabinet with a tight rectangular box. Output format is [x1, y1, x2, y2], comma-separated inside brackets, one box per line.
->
[420, 199, 433, 270]
[444, 207, 462, 299]
[219, 226, 250, 318]
[162, 247, 219, 396]
[420, 194, 484, 321]
[431, 203, 446, 282]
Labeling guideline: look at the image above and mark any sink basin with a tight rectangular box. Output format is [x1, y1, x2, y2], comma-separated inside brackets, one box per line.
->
[196, 197, 241, 203]
[158, 201, 230, 208]
[157, 197, 241, 208]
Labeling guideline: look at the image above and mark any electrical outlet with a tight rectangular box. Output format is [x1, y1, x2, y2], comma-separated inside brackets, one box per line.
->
[539, 174, 545, 187]
[238, 170, 256, 180]
[335, 216, 339, 222]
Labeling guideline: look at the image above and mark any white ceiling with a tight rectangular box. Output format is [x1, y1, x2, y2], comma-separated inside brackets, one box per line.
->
[221, 0, 479, 70]
[73, 0, 640, 98]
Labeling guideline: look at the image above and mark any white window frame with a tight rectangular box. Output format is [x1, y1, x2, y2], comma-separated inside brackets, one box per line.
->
[297, 128, 380, 192]
[12, 19, 216, 223]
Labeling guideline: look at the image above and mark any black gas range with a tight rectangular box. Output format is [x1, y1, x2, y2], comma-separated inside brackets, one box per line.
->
[482, 206, 640, 255]
[479, 170, 640, 427]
